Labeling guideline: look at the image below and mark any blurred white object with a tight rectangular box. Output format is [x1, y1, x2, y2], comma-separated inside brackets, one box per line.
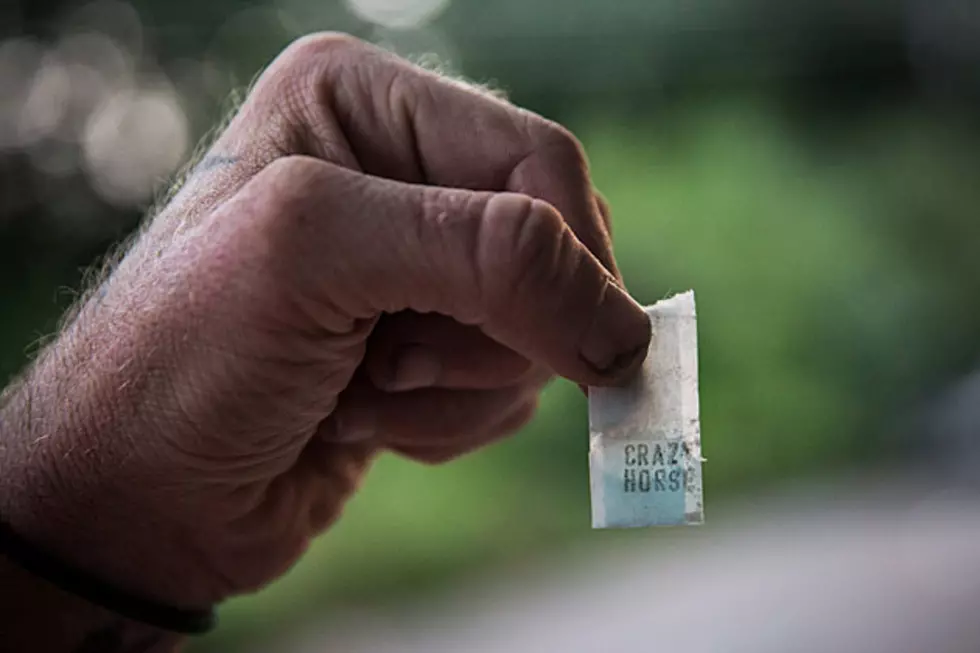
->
[278, 480, 980, 653]
[343, 0, 451, 29]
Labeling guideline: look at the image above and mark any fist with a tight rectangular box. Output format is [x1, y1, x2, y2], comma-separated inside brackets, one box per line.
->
[0, 34, 650, 610]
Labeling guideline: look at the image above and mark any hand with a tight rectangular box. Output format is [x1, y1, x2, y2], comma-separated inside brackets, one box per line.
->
[0, 34, 650, 610]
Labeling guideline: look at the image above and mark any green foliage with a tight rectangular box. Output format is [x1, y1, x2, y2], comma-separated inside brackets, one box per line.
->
[580, 101, 933, 485]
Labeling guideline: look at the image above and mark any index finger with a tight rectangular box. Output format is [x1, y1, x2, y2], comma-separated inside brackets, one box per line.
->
[258, 34, 620, 280]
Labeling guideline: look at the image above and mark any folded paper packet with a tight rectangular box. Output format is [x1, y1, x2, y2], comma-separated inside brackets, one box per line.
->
[588, 290, 703, 528]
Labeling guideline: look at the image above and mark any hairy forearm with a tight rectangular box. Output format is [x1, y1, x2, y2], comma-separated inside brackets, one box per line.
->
[0, 375, 183, 652]
[0, 116, 249, 642]
[0, 129, 253, 650]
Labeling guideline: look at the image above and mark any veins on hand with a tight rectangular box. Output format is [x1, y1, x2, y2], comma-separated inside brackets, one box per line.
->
[194, 154, 239, 174]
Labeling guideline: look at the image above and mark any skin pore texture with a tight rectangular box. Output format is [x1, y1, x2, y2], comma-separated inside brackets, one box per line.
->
[0, 33, 649, 652]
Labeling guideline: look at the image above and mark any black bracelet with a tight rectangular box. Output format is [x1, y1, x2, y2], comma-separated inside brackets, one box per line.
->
[0, 517, 216, 635]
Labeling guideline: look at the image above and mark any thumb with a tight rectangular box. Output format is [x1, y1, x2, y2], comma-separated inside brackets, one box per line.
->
[246, 156, 651, 386]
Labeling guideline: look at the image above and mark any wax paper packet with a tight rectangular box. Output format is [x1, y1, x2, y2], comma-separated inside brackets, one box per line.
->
[588, 290, 703, 528]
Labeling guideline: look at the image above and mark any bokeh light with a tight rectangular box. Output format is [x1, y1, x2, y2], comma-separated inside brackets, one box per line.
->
[344, 0, 451, 29]
[81, 83, 189, 205]
[0, 39, 45, 150]
[0, 1, 198, 219]
[18, 52, 72, 146]
[54, 32, 137, 139]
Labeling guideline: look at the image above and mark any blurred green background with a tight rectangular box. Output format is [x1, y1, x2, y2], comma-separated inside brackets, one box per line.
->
[3, 0, 980, 649]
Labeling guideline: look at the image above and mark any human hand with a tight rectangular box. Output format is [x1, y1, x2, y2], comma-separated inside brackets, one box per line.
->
[0, 34, 650, 612]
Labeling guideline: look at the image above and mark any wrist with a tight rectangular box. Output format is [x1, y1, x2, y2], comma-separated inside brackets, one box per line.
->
[0, 328, 222, 612]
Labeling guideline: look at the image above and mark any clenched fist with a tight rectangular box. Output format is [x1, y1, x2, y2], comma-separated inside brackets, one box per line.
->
[0, 33, 649, 646]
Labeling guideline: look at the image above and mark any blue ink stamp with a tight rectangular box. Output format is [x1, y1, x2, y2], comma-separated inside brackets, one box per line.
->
[588, 291, 704, 528]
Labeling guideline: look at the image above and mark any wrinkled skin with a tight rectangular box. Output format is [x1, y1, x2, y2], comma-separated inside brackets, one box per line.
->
[0, 34, 650, 610]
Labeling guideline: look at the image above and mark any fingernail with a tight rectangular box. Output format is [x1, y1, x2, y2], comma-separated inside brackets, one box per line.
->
[386, 345, 441, 392]
[579, 283, 651, 379]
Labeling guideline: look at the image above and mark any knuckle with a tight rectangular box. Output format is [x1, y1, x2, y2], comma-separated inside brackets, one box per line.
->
[199, 158, 328, 320]
[512, 199, 566, 284]
[278, 32, 364, 68]
[264, 153, 321, 183]
[216, 156, 326, 271]
[480, 194, 567, 301]
[252, 157, 321, 220]
[534, 120, 588, 167]
[515, 201, 563, 271]
[254, 32, 366, 113]
[184, 156, 341, 333]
